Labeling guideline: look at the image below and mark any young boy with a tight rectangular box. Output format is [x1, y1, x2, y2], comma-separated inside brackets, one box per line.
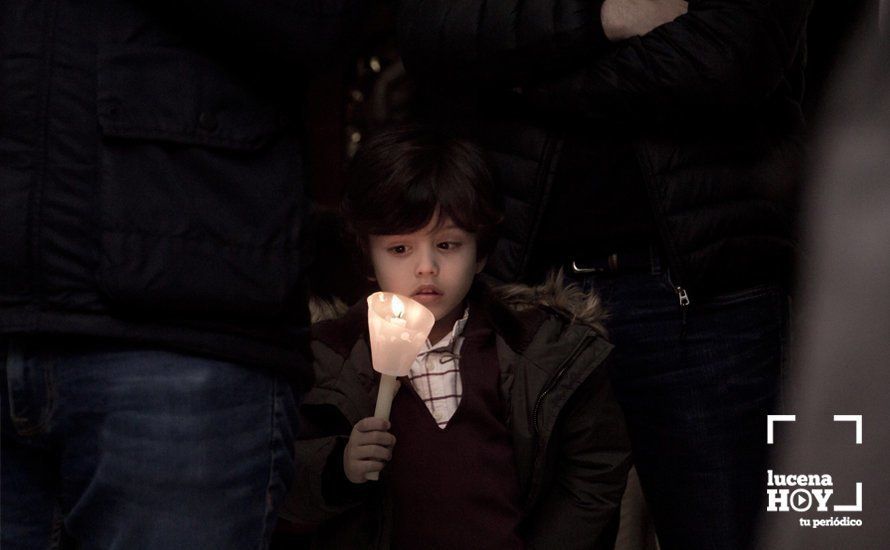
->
[281, 126, 631, 549]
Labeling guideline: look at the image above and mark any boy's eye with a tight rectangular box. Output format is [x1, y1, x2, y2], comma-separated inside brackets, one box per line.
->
[388, 245, 407, 254]
[437, 241, 461, 250]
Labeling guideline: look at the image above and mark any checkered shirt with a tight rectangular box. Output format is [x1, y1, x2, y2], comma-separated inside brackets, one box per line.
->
[406, 308, 469, 428]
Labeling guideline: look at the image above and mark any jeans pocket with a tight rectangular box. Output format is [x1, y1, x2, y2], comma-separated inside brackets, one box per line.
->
[699, 284, 782, 308]
[260, 379, 298, 547]
[4, 340, 55, 437]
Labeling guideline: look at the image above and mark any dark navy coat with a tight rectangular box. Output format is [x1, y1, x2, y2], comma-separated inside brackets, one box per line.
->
[0, 0, 358, 382]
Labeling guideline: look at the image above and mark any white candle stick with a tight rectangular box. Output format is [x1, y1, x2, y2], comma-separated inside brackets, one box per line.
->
[365, 292, 434, 480]
[373, 374, 401, 420]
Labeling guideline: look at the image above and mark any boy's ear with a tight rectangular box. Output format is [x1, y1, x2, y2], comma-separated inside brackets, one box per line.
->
[475, 256, 487, 274]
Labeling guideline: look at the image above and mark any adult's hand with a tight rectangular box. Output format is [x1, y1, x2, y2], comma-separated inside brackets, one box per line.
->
[602, 0, 688, 41]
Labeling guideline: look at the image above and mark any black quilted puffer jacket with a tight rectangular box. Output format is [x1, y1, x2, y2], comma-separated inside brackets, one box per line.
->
[398, 0, 812, 298]
[0, 0, 359, 383]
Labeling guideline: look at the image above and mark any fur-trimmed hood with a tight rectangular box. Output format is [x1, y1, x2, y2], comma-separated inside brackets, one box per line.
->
[309, 269, 606, 338]
[485, 270, 606, 338]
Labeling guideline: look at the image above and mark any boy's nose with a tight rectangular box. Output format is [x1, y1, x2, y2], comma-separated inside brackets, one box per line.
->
[415, 250, 438, 276]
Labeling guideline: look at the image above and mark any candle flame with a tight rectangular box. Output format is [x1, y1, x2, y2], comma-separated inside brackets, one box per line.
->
[391, 295, 405, 319]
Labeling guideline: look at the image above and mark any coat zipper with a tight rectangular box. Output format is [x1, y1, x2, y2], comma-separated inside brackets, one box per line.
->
[634, 139, 692, 324]
[524, 333, 594, 511]
[531, 333, 592, 437]
[676, 284, 690, 319]
[667, 269, 691, 338]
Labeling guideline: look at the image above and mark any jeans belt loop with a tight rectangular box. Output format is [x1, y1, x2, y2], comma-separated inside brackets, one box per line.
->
[570, 248, 651, 274]
[571, 257, 612, 274]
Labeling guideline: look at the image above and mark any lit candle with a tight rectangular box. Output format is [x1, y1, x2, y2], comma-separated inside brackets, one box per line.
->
[366, 292, 435, 480]
[389, 295, 408, 328]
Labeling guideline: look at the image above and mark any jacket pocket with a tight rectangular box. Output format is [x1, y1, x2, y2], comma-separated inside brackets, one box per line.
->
[95, 46, 305, 319]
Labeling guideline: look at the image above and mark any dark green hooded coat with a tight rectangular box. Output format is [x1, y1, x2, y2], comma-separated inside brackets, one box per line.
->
[281, 277, 631, 549]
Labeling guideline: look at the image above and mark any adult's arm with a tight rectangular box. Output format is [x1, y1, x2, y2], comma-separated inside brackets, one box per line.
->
[526, 365, 633, 549]
[397, 0, 611, 87]
[521, 0, 813, 121]
[397, 0, 687, 88]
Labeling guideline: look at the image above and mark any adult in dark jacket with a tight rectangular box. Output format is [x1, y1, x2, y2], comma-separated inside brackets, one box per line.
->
[0, 1, 357, 547]
[281, 276, 631, 549]
[398, 0, 811, 548]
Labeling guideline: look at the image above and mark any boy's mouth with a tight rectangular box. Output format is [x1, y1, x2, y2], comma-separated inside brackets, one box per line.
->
[412, 285, 443, 299]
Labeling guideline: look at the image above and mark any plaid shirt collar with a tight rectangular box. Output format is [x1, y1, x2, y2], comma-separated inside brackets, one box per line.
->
[421, 306, 470, 356]
[408, 307, 470, 428]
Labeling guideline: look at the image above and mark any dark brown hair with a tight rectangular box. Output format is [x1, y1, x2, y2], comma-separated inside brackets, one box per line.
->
[341, 125, 503, 260]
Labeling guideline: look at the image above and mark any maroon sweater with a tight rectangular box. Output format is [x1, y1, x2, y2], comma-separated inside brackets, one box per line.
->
[387, 317, 524, 549]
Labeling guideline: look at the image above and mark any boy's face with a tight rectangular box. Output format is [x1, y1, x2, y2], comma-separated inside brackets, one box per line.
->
[368, 214, 485, 342]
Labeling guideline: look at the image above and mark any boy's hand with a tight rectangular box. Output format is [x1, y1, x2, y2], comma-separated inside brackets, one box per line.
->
[344, 417, 396, 483]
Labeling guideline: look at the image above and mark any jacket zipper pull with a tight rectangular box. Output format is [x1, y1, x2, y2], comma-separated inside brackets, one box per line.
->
[675, 286, 690, 339]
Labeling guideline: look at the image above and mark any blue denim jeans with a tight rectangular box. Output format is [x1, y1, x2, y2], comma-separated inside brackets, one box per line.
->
[1, 338, 297, 550]
[569, 265, 788, 550]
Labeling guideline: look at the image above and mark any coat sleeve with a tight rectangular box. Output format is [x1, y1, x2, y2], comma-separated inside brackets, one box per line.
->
[397, 0, 611, 87]
[279, 385, 372, 527]
[279, 430, 363, 528]
[521, 0, 812, 120]
[526, 363, 632, 550]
